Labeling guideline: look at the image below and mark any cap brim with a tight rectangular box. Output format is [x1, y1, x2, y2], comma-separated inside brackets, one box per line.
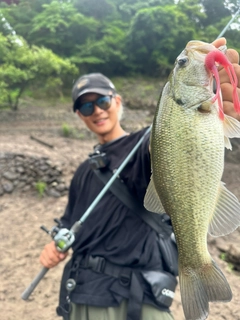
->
[73, 88, 115, 111]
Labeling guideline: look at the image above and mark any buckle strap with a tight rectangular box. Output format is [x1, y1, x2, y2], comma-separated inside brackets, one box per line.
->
[74, 254, 132, 286]
[88, 255, 106, 273]
[72, 254, 143, 320]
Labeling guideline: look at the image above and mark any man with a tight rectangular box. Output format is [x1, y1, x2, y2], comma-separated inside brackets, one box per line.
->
[40, 38, 240, 320]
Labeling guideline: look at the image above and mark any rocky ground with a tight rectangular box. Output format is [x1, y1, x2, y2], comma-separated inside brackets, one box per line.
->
[0, 104, 240, 320]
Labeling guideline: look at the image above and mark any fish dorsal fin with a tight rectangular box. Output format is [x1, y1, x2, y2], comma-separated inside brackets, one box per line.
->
[208, 182, 240, 237]
[144, 176, 165, 214]
[223, 114, 240, 149]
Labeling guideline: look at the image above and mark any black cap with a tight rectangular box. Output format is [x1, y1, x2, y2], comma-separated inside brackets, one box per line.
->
[72, 73, 116, 112]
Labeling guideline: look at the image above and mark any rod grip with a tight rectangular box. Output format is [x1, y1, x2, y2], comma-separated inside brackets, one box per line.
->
[21, 266, 49, 300]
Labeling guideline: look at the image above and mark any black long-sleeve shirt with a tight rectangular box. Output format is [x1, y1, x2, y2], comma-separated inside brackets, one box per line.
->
[59, 127, 170, 311]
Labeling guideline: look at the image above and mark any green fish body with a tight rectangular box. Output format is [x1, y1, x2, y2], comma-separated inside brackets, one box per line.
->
[144, 41, 240, 320]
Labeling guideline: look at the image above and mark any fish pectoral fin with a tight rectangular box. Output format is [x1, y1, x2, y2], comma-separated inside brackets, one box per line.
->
[144, 176, 165, 214]
[223, 114, 240, 149]
[179, 260, 232, 320]
[208, 182, 240, 237]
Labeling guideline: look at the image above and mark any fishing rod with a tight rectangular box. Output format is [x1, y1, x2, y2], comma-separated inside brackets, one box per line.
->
[21, 5, 240, 300]
[217, 4, 240, 38]
[21, 125, 151, 300]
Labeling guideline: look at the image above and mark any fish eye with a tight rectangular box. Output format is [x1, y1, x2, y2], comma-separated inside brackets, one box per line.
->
[177, 57, 189, 67]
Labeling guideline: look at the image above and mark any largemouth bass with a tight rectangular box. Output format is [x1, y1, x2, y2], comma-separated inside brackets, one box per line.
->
[144, 40, 240, 320]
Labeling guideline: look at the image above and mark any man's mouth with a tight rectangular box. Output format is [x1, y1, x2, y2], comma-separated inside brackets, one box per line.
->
[94, 118, 107, 125]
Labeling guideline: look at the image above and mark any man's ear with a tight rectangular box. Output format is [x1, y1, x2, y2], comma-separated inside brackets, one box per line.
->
[114, 94, 122, 109]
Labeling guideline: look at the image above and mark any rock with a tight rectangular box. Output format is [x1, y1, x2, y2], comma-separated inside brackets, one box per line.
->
[23, 185, 31, 192]
[3, 171, 19, 180]
[39, 165, 49, 171]
[16, 166, 25, 173]
[46, 188, 61, 198]
[55, 183, 67, 192]
[0, 152, 68, 197]
[3, 182, 14, 193]
[0, 185, 4, 196]
[226, 244, 240, 271]
[19, 174, 28, 181]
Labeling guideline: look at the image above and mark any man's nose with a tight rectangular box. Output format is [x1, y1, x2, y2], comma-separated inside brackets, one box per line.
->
[93, 104, 103, 114]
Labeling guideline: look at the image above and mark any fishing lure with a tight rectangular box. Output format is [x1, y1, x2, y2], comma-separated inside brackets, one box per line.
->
[205, 50, 240, 120]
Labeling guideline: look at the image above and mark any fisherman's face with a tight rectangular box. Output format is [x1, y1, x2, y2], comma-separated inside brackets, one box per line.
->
[76, 93, 122, 140]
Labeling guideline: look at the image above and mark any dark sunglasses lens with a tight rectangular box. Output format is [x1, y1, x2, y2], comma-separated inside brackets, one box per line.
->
[97, 96, 111, 110]
[78, 96, 112, 116]
[79, 102, 94, 116]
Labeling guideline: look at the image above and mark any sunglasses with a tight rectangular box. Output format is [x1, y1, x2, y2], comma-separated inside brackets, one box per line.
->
[77, 95, 113, 117]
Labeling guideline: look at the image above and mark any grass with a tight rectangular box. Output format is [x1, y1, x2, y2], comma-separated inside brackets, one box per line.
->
[61, 123, 86, 139]
[219, 252, 235, 272]
[35, 181, 47, 198]
[61, 123, 72, 137]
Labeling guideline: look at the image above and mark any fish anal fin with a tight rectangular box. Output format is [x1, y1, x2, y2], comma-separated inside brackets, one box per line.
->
[179, 260, 232, 320]
[144, 176, 165, 214]
[208, 182, 240, 237]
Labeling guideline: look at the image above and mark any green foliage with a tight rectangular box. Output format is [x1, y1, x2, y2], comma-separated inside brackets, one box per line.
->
[60, 123, 86, 139]
[0, 0, 239, 82]
[61, 123, 72, 137]
[35, 180, 47, 197]
[73, 0, 117, 21]
[199, 0, 232, 27]
[71, 21, 129, 75]
[29, 1, 99, 57]
[127, 5, 196, 75]
[0, 33, 78, 110]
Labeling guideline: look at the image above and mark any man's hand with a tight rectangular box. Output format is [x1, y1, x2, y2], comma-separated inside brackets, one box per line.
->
[212, 37, 240, 121]
[40, 241, 68, 268]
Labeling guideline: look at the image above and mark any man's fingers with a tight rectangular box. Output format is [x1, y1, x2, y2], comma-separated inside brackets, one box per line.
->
[221, 83, 240, 120]
[218, 63, 240, 83]
[211, 37, 240, 121]
[211, 37, 239, 64]
[39, 241, 68, 268]
[212, 37, 226, 48]
[223, 100, 240, 121]
[225, 48, 239, 64]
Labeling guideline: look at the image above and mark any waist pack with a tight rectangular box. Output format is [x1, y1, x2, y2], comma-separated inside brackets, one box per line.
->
[94, 168, 179, 277]
[142, 269, 177, 307]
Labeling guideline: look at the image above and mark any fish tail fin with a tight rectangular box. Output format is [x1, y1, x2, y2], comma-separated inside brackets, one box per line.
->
[179, 259, 232, 320]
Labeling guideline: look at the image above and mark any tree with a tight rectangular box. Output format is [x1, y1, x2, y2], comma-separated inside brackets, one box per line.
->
[0, 33, 78, 110]
[1, 0, 239, 79]
[73, 0, 117, 21]
[70, 20, 129, 75]
[0, 0, 52, 40]
[29, 1, 99, 57]
[127, 5, 197, 75]
[200, 0, 232, 27]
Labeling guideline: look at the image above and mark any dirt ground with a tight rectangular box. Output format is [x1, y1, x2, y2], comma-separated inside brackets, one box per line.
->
[0, 105, 240, 320]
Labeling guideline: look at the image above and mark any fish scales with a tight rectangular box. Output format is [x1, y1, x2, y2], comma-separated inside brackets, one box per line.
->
[152, 91, 223, 265]
[144, 40, 240, 320]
